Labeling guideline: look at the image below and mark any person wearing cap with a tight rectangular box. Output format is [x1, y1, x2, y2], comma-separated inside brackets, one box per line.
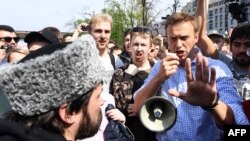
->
[221, 37, 232, 58]
[197, 0, 250, 100]
[207, 29, 224, 51]
[0, 35, 108, 141]
[0, 25, 20, 65]
[24, 29, 60, 52]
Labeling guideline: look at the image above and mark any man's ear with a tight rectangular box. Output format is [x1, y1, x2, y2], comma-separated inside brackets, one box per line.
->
[59, 103, 74, 124]
[195, 32, 199, 43]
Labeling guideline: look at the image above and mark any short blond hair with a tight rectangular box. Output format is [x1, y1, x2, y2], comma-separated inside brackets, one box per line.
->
[89, 13, 113, 31]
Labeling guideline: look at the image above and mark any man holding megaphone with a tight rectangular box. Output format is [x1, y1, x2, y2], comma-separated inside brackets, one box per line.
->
[133, 12, 249, 141]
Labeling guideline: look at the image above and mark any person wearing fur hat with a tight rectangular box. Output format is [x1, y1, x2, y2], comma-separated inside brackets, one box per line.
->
[0, 35, 113, 141]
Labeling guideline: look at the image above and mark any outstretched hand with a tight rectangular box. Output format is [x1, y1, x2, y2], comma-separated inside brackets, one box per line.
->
[168, 53, 218, 107]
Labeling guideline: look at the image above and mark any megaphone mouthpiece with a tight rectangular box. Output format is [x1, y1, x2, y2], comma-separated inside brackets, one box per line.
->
[153, 104, 163, 118]
[139, 96, 177, 132]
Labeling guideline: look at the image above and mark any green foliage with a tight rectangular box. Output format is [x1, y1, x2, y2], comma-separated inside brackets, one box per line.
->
[102, 0, 156, 45]
[71, 0, 166, 45]
[102, 0, 129, 45]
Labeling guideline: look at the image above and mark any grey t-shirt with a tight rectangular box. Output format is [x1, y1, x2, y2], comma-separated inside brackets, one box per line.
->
[219, 52, 249, 99]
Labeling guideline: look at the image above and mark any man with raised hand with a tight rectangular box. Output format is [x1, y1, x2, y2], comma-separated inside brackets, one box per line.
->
[133, 12, 249, 141]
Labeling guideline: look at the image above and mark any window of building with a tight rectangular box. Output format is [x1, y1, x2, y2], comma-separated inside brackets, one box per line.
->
[220, 14, 223, 21]
[209, 10, 213, 19]
[214, 2, 218, 7]
[215, 9, 218, 15]
[209, 23, 213, 30]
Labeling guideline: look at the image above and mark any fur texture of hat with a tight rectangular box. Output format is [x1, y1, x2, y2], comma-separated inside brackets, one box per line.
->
[0, 35, 104, 116]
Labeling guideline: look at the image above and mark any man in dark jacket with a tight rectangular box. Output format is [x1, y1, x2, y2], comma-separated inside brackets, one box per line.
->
[0, 35, 104, 141]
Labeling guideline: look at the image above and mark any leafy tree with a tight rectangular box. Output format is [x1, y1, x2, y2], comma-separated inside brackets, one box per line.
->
[68, 0, 169, 45]
[102, 0, 129, 44]
[65, 6, 93, 31]
[103, 0, 168, 44]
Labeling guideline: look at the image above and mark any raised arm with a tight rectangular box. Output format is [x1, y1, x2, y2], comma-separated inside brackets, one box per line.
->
[133, 54, 180, 113]
[169, 54, 235, 126]
[196, 0, 219, 59]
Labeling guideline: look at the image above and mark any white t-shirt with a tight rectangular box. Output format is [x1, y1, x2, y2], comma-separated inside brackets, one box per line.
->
[80, 52, 123, 141]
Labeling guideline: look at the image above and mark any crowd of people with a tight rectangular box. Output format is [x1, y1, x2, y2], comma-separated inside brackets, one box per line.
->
[0, 0, 249, 141]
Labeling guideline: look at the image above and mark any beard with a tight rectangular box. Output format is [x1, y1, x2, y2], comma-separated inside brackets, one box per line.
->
[234, 52, 250, 67]
[75, 109, 102, 139]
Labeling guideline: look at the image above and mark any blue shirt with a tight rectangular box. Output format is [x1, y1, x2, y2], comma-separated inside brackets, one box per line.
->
[135, 56, 249, 141]
[0, 59, 8, 66]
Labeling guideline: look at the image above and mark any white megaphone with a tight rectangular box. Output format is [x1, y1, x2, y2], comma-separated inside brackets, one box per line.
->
[139, 96, 177, 132]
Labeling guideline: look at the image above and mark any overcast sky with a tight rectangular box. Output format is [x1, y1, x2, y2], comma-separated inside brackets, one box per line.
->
[0, 0, 190, 32]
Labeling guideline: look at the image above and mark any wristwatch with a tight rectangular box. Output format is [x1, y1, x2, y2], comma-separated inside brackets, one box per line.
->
[201, 93, 219, 111]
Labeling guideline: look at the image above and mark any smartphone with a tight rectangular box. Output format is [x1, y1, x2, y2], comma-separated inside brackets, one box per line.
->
[81, 25, 89, 32]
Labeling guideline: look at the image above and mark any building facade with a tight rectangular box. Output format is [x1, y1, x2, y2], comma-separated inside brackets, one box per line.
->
[153, 0, 238, 37]
[181, 0, 238, 36]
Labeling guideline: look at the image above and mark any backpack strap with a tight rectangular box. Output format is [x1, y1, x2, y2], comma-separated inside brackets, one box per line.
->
[108, 53, 115, 69]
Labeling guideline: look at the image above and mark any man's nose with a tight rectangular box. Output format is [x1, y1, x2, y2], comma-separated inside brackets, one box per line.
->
[137, 45, 143, 51]
[100, 31, 106, 38]
[176, 39, 182, 48]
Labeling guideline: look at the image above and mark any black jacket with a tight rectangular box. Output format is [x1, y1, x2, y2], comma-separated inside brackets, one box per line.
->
[0, 119, 66, 141]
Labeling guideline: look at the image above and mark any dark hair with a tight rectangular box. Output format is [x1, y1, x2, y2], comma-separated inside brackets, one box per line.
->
[4, 88, 93, 135]
[109, 40, 116, 44]
[124, 28, 131, 37]
[0, 25, 15, 32]
[42, 27, 62, 42]
[110, 44, 124, 53]
[230, 23, 250, 46]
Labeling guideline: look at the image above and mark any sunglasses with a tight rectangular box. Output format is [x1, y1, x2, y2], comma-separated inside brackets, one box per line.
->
[131, 27, 152, 34]
[0, 36, 20, 43]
